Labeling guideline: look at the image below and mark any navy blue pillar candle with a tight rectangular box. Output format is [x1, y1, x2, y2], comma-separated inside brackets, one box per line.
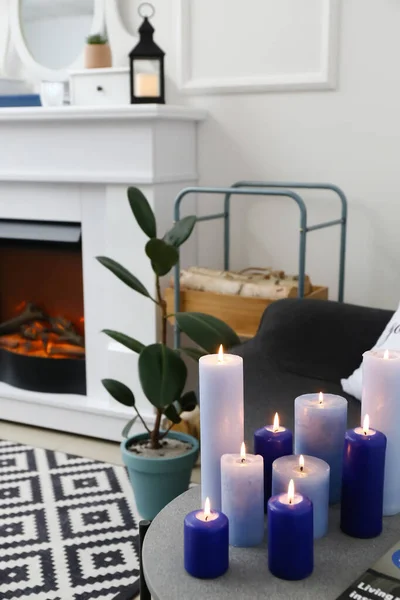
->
[254, 412, 293, 510]
[184, 498, 229, 579]
[268, 480, 313, 581]
[341, 415, 387, 538]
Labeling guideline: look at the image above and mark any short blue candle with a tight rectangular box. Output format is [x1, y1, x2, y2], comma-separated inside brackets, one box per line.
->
[268, 481, 313, 581]
[272, 454, 330, 539]
[295, 393, 347, 504]
[341, 416, 387, 538]
[254, 413, 293, 510]
[184, 501, 229, 579]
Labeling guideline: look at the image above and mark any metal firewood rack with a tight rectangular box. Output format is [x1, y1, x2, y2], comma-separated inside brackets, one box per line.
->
[173, 181, 348, 348]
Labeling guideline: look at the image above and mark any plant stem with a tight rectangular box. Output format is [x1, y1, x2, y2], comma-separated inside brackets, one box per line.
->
[159, 420, 176, 440]
[151, 409, 162, 449]
[150, 274, 168, 450]
[156, 275, 168, 346]
[134, 406, 152, 435]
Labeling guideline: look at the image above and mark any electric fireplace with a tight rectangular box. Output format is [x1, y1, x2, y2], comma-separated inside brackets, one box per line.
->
[0, 104, 203, 440]
[0, 219, 86, 394]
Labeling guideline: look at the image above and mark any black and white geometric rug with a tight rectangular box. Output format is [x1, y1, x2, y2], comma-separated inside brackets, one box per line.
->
[0, 439, 140, 600]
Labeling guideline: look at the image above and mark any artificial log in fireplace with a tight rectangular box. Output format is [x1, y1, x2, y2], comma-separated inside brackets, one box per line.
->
[0, 219, 86, 395]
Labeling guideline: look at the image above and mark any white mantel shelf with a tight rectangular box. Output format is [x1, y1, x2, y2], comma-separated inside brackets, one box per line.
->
[0, 104, 207, 186]
[0, 104, 207, 122]
[0, 103, 204, 441]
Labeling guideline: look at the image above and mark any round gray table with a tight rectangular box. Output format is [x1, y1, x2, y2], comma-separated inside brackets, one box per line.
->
[143, 487, 400, 600]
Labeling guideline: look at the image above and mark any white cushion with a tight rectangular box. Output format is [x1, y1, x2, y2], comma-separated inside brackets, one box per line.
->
[341, 303, 400, 400]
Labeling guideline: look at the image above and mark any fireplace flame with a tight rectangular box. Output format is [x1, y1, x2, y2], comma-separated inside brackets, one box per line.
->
[0, 302, 85, 360]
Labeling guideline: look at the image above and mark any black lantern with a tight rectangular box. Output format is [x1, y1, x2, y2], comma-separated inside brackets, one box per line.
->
[129, 3, 165, 104]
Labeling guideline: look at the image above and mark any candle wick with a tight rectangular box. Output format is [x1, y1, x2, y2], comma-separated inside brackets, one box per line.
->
[241, 458, 245, 464]
[205, 515, 208, 522]
[300, 466, 303, 472]
[289, 498, 292, 505]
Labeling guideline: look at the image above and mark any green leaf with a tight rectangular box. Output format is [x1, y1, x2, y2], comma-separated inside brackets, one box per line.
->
[122, 416, 138, 438]
[145, 238, 179, 276]
[175, 312, 241, 353]
[102, 330, 145, 354]
[164, 215, 197, 248]
[164, 404, 182, 424]
[138, 344, 187, 409]
[102, 379, 135, 408]
[181, 347, 207, 362]
[97, 257, 150, 298]
[179, 391, 197, 412]
[128, 187, 156, 239]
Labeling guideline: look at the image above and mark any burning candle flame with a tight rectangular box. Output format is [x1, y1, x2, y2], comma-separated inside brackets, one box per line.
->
[384, 349, 390, 360]
[204, 497, 211, 521]
[240, 442, 246, 463]
[288, 479, 295, 504]
[273, 412, 279, 432]
[299, 455, 305, 471]
[319, 391, 324, 405]
[218, 345, 224, 363]
[363, 414, 370, 435]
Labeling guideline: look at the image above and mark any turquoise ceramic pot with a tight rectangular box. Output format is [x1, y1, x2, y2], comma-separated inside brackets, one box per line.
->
[121, 431, 199, 520]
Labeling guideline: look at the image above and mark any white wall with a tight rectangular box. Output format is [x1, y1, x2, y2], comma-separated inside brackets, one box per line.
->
[122, 0, 400, 310]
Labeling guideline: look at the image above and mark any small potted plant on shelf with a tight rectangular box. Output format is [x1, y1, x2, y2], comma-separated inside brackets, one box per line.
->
[84, 33, 112, 69]
[97, 187, 240, 520]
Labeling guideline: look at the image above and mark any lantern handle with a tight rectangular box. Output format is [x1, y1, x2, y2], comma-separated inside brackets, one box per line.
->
[138, 3, 155, 19]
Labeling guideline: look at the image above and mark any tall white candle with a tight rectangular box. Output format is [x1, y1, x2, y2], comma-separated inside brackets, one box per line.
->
[200, 346, 244, 510]
[362, 349, 400, 515]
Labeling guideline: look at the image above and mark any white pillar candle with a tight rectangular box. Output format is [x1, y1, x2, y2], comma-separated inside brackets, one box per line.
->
[221, 443, 264, 547]
[362, 349, 400, 516]
[200, 346, 244, 510]
[272, 454, 330, 539]
[295, 392, 347, 504]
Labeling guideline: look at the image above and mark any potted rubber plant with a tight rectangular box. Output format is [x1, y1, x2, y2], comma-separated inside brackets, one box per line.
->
[84, 33, 112, 69]
[97, 187, 240, 519]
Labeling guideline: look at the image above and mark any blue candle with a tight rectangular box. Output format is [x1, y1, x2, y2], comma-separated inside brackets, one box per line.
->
[254, 412, 293, 510]
[295, 392, 347, 504]
[221, 443, 264, 547]
[272, 454, 330, 539]
[268, 480, 313, 581]
[184, 498, 229, 579]
[341, 414, 387, 538]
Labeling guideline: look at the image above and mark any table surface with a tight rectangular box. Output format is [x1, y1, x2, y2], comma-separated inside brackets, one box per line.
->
[143, 487, 400, 600]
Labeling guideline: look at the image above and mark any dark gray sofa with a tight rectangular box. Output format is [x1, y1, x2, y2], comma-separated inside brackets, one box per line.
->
[235, 298, 393, 444]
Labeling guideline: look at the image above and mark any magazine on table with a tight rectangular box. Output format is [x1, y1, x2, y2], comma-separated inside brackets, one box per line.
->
[337, 541, 400, 600]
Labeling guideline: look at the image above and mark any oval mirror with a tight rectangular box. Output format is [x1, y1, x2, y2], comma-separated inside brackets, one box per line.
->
[10, 0, 105, 81]
[20, 0, 94, 70]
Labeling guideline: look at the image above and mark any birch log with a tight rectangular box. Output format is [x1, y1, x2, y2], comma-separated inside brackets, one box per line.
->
[175, 267, 310, 299]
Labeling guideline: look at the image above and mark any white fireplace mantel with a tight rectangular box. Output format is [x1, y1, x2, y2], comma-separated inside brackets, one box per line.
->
[0, 104, 206, 441]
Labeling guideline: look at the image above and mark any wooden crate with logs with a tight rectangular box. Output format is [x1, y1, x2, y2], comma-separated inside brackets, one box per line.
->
[165, 267, 328, 338]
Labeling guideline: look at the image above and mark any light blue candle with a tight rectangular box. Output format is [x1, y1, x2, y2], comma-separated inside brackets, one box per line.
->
[362, 349, 400, 516]
[221, 444, 264, 547]
[272, 454, 330, 539]
[200, 348, 244, 511]
[295, 393, 347, 504]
